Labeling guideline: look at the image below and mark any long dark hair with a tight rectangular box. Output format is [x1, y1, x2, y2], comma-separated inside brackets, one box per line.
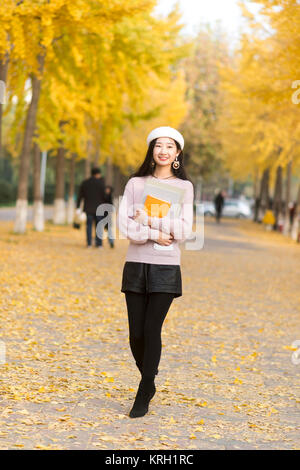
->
[131, 138, 190, 181]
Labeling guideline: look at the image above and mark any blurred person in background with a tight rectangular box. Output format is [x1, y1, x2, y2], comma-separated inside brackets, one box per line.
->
[98, 185, 115, 248]
[214, 189, 225, 223]
[76, 167, 106, 248]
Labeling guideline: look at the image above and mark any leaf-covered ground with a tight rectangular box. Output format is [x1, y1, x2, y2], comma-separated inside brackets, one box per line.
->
[0, 218, 299, 450]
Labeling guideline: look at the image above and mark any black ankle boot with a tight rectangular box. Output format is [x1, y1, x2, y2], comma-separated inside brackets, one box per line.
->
[129, 376, 156, 418]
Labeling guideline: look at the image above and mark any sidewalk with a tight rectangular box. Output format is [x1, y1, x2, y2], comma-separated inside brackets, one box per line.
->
[0, 218, 299, 449]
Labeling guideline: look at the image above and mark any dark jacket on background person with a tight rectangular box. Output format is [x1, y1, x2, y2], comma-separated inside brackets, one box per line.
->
[76, 176, 106, 214]
[214, 192, 225, 212]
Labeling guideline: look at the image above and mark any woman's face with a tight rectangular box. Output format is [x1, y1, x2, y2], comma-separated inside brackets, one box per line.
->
[152, 137, 180, 168]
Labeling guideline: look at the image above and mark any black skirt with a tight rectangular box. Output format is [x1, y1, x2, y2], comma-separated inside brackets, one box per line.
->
[121, 261, 182, 298]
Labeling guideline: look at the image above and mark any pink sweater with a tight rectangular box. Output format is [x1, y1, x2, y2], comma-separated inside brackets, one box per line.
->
[117, 175, 194, 265]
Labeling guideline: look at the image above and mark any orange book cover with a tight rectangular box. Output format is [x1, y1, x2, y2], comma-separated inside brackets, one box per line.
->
[143, 194, 171, 218]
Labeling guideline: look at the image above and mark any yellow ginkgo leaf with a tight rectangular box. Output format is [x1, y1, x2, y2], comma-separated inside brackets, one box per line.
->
[195, 426, 204, 432]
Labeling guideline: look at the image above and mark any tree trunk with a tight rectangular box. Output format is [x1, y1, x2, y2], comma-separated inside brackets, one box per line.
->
[0, 53, 9, 158]
[253, 167, 260, 222]
[67, 153, 76, 224]
[283, 159, 292, 235]
[14, 53, 45, 233]
[85, 139, 92, 178]
[253, 166, 260, 198]
[33, 141, 44, 231]
[291, 183, 300, 242]
[85, 156, 90, 179]
[93, 138, 100, 167]
[112, 164, 121, 198]
[112, 164, 125, 210]
[105, 156, 113, 186]
[53, 145, 66, 224]
[272, 165, 283, 231]
[257, 168, 269, 222]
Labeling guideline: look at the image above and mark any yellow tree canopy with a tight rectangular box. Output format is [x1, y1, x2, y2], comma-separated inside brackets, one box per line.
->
[218, 0, 300, 182]
[2, 1, 188, 167]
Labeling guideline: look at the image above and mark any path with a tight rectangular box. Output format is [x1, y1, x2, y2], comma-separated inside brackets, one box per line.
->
[0, 217, 299, 449]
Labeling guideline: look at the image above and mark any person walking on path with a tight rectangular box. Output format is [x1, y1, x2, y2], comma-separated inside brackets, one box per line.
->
[214, 189, 225, 223]
[97, 185, 115, 248]
[117, 126, 194, 418]
[76, 167, 106, 248]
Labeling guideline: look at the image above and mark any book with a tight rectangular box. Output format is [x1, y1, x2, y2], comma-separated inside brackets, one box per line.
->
[141, 178, 186, 250]
[144, 194, 171, 218]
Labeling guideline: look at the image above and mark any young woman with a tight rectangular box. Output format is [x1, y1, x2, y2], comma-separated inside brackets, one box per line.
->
[117, 126, 194, 418]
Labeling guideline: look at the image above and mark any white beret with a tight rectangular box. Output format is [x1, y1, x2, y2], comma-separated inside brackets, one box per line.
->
[146, 126, 184, 150]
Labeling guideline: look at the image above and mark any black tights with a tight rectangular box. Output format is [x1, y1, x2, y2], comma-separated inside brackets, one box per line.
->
[125, 292, 174, 378]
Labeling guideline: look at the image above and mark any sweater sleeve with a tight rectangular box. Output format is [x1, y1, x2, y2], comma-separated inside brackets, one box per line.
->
[148, 181, 194, 243]
[117, 179, 162, 244]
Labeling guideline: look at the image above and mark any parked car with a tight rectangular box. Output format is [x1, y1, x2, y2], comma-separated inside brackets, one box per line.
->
[196, 199, 252, 219]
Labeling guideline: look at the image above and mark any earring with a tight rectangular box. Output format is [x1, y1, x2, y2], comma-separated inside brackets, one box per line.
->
[151, 160, 155, 167]
[172, 157, 180, 169]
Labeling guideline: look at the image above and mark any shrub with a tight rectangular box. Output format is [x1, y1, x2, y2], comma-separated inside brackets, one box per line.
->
[0, 179, 14, 204]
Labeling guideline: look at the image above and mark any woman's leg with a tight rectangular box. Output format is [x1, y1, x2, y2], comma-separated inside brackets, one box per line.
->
[142, 292, 174, 378]
[127, 292, 174, 418]
[125, 292, 148, 374]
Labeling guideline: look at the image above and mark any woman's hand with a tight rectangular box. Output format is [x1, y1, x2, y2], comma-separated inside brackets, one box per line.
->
[133, 210, 174, 244]
[133, 209, 149, 225]
[156, 230, 174, 246]
[133, 209, 155, 227]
